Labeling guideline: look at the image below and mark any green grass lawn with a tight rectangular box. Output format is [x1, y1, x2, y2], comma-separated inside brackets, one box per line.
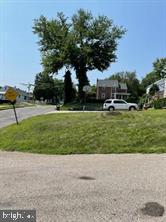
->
[0, 110, 166, 154]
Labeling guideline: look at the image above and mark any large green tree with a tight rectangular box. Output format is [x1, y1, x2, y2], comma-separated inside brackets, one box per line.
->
[109, 71, 144, 102]
[33, 72, 55, 101]
[33, 9, 125, 100]
[153, 58, 166, 78]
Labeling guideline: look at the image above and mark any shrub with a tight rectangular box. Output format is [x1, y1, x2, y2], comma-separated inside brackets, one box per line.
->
[152, 98, 166, 109]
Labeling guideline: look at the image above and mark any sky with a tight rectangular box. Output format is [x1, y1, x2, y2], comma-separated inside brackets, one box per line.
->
[0, 0, 166, 91]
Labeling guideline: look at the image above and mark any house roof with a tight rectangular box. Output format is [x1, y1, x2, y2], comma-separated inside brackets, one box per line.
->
[146, 78, 166, 93]
[0, 86, 29, 96]
[16, 88, 28, 96]
[97, 79, 127, 89]
[97, 79, 119, 87]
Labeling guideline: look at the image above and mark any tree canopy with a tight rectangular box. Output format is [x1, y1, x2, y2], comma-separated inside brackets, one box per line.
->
[33, 72, 64, 102]
[141, 58, 166, 88]
[153, 58, 166, 78]
[33, 72, 55, 101]
[33, 9, 126, 100]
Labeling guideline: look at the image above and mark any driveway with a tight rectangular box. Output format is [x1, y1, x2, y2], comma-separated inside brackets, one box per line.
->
[0, 105, 55, 128]
[0, 152, 166, 222]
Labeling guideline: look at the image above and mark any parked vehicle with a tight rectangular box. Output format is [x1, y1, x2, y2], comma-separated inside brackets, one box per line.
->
[103, 99, 138, 111]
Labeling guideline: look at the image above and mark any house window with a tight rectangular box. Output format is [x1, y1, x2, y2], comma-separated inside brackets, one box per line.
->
[114, 100, 127, 104]
[101, 87, 105, 92]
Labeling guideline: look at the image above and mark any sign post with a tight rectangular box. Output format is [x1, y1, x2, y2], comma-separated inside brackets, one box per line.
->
[4, 87, 19, 125]
[11, 102, 19, 125]
[83, 85, 91, 111]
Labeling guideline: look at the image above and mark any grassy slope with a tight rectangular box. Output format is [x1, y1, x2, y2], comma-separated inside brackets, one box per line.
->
[0, 110, 165, 154]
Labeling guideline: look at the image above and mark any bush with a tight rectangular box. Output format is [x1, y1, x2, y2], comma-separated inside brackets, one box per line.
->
[126, 96, 139, 103]
[152, 98, 166, 109]
[86, 98, 104, 103]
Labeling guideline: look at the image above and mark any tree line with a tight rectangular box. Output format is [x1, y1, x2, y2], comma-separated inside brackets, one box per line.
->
[33, 70, 76, 103]
[107, 57, 166, 102]
[33, 57, 166, 103]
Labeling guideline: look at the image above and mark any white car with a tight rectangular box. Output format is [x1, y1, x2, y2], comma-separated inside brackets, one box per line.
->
[103, 99, 138, 111]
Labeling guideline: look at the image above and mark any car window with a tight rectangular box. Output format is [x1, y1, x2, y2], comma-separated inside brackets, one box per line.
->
[105, 100, 112, 103]
[113, 100, 126, 104]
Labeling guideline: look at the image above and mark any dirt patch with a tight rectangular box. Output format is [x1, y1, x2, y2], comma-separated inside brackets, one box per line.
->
[78, 176, 95, 180]
[101, 111, 122, 117]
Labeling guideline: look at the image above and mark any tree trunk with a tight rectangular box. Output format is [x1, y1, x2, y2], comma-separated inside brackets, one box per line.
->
[76, 67, 89, 103]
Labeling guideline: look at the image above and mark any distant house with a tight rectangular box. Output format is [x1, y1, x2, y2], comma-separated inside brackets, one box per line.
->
[0, 86, 9, 101]
[0, 86, 31, 102]
[17, 88, 33, 102]
[146, 78, 166, 98]
[96, 79, 130, 100]
[0, 91, 6, 100]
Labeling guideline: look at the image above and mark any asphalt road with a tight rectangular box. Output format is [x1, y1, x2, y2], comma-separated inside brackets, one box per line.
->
[0, 105, 55, 128]
[0, 152, 166, 222]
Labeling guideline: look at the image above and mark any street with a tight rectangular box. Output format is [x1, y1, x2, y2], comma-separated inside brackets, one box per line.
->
[0, 152, 165, 222]
[0, 105, 55, 128]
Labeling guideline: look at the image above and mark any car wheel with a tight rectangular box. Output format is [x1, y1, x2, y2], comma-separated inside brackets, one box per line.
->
[108, 106, 114, 111]
[129, 106, 136, 111]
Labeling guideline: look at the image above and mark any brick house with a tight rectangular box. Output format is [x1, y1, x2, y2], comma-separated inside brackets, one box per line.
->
[96, 79, 130, 100]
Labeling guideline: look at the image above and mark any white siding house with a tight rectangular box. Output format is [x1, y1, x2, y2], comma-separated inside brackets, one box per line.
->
[0, 86, 30, 102]
[0, 91, 5, 100]
[146, 78, 166, 98]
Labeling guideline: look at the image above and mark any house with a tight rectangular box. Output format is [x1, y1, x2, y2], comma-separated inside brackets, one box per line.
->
[16, 88, 33, 102]
[0, 86, 9, 101]
[0, 86, 31, 102]
[146, 78, 166, 98]
[0, 91, 6, 100]
[96, 79, 130, 100]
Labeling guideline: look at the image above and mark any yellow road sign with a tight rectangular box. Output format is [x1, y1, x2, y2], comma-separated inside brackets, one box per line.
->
[5, 87, 19, 102]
